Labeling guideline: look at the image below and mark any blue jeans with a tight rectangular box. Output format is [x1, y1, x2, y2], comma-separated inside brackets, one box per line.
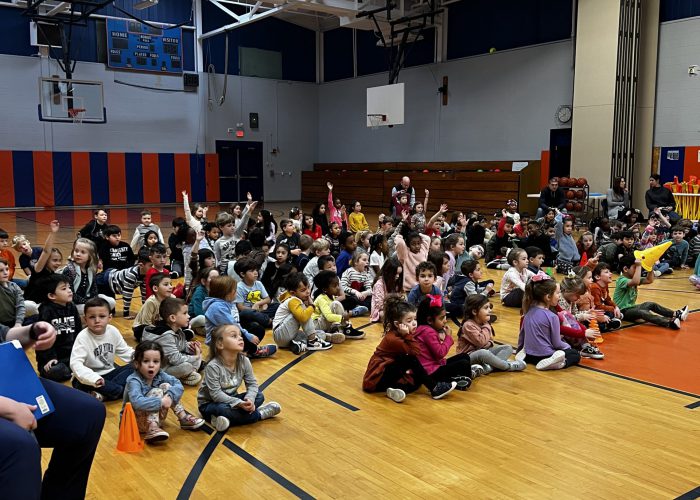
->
[72, 363, 134, 401]
[239, 306, 277, 329]
[0, 378, 106, 500]
[199, 392, 265, 427]
[11, 278, 28, 288]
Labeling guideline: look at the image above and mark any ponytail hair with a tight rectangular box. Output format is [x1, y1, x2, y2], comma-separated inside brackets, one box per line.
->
[382, 295, 416, 335]
[416, 295, 446, 326]
[522, 275, 557, 312]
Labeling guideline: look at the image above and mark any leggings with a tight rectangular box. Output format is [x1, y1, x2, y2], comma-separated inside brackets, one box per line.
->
[374, 355, 435, 393]
[430, 353, 472, 381]
[502, 288, 524, 308]
[621, 302, 676, 328]
[0, 378, 105, 500]
[468, 344, 513, 371]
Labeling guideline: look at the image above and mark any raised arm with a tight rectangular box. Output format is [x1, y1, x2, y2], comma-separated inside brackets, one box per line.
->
[427, 204, 448, 229]
[34, 220, 60, 273]
[423, 189, 429, 213]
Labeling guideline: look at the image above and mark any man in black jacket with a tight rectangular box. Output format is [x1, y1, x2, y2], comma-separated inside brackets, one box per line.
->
[645, 174, 679, 222]
[536, 177, 567, 219]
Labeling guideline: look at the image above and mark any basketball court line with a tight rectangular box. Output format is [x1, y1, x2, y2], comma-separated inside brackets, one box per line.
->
[298, 383, 360, 411]
[675, 485, 700, 500]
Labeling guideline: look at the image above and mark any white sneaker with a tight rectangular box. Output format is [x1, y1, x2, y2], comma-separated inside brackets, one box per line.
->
[653, 270, 661, 278]
[386, 388, 406, 403]
[307, 338, 332, 351]
[507, 360, 526, 371]
[258, 402, 282, 420]
[515, 349, 526, 362]
[678, 305, 689, 321]
[535, 350, 566, 371]
[182, 371, 202, 386]
[211, 415, 230, 432]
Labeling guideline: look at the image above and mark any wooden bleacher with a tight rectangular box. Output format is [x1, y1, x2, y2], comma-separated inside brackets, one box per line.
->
[301, 161, 542, 216]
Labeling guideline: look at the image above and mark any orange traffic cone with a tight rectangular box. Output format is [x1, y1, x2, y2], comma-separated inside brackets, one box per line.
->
[589, 318, 603, 344]
[633, 240, 672, 272]
[117, 402, 144, 453]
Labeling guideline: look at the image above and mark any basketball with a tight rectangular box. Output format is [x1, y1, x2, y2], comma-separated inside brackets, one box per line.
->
[559, 177, 570, 187]
[578, 177, 587, 187]
[566, 201, 574, 210]
[575, 190, 585, 199]
[566, 190, 575, 199]
[574, 202, 583, 211]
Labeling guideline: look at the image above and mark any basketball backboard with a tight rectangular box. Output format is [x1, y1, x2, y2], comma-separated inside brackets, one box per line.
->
[366, 82, 404, 128]
[38, 77, 107, 123]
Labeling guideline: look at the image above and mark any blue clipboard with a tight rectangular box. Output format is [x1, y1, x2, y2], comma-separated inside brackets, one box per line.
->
[0, 341, 55, 420]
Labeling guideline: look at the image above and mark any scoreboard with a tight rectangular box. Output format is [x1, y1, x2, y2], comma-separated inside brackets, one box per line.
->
[106, 19, 183, 74]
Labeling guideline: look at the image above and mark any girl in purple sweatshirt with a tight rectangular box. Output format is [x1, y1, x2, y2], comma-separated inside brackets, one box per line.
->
[516, 272, 581, 370]
[413, 294, 475, 390]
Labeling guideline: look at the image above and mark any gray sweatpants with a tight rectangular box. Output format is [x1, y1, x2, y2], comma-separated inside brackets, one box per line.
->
[468, 344, 514, 371]
[273, 314, 327, 347]
[164, 359, 201, 379]
[313, 300, 346, 332]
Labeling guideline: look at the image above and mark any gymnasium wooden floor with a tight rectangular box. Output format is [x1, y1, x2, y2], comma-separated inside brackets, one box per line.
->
[14, 204, 699, 499]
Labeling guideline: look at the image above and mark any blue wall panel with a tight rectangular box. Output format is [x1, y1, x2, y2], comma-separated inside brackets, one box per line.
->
[52, 151, 73, 206]
[125, 153, 144, 204]
[12, 151, 35, 207]
[660, 0, 700, 21]
[89, 152, 110, 205]
[158, 153, 176, 203]
[189, 154, 207, 202]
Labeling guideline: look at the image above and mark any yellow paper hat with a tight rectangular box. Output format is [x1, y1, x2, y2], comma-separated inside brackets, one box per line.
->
[633, 240, 672, 272]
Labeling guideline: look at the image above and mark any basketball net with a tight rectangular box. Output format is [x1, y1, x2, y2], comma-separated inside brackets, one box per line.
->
[68, 108, 86, 124]
[367, 114, 386, 130]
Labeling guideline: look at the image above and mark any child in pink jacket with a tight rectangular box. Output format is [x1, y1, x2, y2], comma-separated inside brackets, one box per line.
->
[413, 295, 473, 390]
[395, 215, 431, 292]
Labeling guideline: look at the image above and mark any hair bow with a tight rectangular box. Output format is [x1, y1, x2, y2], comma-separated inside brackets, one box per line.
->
[426, 294, 443, 308]
[530, 272, 552, 283]
[566, 270, 577, 279]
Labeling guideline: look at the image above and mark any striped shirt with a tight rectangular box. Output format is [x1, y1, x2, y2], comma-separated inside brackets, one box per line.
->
[108, 266, 141, 316]
[340, 268, 373, 296]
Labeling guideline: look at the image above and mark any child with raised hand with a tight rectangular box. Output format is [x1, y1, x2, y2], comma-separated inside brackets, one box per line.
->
[326, 182, 348, 231]
[312, 270, 365, 339]
[133, 272, 173, 341]
[340, 249, 373, 314]
[143, 297, 202, 385]
[24, 220, 61, 305]
[70, 297, 135, 401]
[558, 275, 604, 359]
[62, 238, 116, 316]
[410, 189, 430, 233]
[414, 295, 473, 390]
[395, 213, 432, 292]
[181, 190, 208, 233]
[0, 259, 25, 328]
[130, 209, 164, 252]
[371, 257, 403, 323]
[273, 272, 340, 354]
[362, 296, 457, 403]
[515, 273, 581, 370]
[459, 295, 524, 372]
[198, 324, 281, 432]
[188, 267, 219, 336]
[500, 248, 533, 308]
[613, 255, 688, 329]
[124, 341, 204, 443]
[36, 275, 81, 382]
[78, 207, 108, 248]
[203, 275, 276, 357]
[12, 234, 42, 277]
[590, 263, 624, 331]
[407, 261, 441, 306]
[348, 201, 370, 233]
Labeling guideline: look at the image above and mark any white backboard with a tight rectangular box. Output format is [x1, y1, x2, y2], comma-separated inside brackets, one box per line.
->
[367, 82, 404, 127]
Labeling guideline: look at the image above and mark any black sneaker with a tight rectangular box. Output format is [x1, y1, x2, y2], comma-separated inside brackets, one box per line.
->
[677, 305, 689, 321]
[290, 339, 307, 355]
[431, 381, 457, 400]
[670, 317, 681, 330]
[608, 318, 622, 330]
[343, 325, 366, 339]
[451, 376, 472, 391]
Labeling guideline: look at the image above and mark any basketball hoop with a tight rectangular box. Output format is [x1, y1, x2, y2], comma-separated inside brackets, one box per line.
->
[367, 113, 387, 130]
[68, 108, 86, 124]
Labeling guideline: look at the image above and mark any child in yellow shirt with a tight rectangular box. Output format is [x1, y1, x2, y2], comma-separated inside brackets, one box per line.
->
[348, 201, 369, 233]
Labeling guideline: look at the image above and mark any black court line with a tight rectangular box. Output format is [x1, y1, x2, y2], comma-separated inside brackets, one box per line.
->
[577, 364, 700, 400]
[638, 288, 699, 294]
[177, 352, 316, 499]
[176, 431, 225, 500]
[222, 438, 315, 499]
[298, 383, 360, 411]
[675, 486, 700, 499]
[685, 400, 700, 410]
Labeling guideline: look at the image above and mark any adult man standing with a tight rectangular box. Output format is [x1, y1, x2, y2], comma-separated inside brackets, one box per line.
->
[390, 176, 415, 216]
[645, 174, 679, 221]
[536, 177, 567, 218]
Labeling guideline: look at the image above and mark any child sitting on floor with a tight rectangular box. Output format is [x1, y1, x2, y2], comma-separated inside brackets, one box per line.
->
[12, 234, 42, 277]
[395, 216, 431, 292]
[558, 276, 604, 360]
[123, 341, 204, 443]
[500, 248, 533, 308]
[371, 257, 403, 323]
[348, 200, 370, 233]
[70, 297, 134, 401]
[312, 270, 365, 339]
[62, 238, 116, 316]
[188, 267, 219, 337]
[130, 209, 164, 252]
[590, 263, 624, 331]
[133, 272, 173, 341]
[197, 324, 282, 432]
[340, 249, 373, 314]
[0, 259, 25, 328]
[407, 262, 441, 306]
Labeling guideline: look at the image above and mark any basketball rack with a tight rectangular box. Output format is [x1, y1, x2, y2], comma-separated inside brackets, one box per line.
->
[367, 113, 387, 130]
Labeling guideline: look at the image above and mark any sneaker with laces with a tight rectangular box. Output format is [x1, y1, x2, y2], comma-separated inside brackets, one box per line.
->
[580, 345, 604, 360]
[386, 388, 406, 403]
[144, 415, 169, 443]
[515, 349, 526, 362]
[482, 363, 493, 374]
[258, 401, 281, 420]
[653, 270, 662, 277]
[307, 338, 332, 351]
[350, 306, 369, 317]
[431, 381, 457, 399]
[179, 411, 205, 430]
[535, 350, 566, 370]
[670, 317, 681, 330]
[677, 305, 689, 321]
[507, 360, 526, 371]
[290, 339, 307, 355]
[608, 318, 622, 330]
[251, 344, 277, 358]
[325, 332, 346, 343]
[343, 325, 366, 339]
[211, 415, 230, 432]
[471, 364, 485, 379]
[183, 371, 202, 386]
[451, 376, 472, 391]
